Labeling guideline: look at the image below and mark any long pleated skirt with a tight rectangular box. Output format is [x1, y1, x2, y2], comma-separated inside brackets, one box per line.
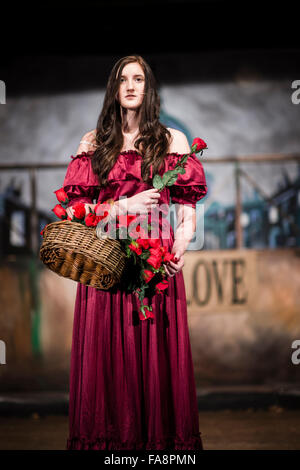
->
[66, 267, 203, 450]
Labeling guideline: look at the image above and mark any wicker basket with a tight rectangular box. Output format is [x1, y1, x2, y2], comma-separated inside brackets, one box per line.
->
[39, 219, 127, 289]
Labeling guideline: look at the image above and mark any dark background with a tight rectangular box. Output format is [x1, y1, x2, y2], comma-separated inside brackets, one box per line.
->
[4, 0, 300, 54]
[2, 0, 300, 95]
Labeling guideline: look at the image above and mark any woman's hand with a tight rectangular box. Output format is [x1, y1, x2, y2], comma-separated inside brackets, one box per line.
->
[115, 188, 161, 215]
[163, 256, 184, 277]
[66, 188, 160, 219]
[163, 241, 186, 277]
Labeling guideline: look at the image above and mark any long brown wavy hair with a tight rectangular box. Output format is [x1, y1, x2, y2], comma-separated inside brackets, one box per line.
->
[91, 54, 172, 187]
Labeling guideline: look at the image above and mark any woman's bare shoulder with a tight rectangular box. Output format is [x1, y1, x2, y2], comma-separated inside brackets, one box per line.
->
[76, 129, 97, 154]
[166, 127, 190, 154]
[82, 129, 97, 141]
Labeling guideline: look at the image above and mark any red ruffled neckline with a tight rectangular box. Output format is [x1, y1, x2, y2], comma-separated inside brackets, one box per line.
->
[71, 149, 189, 162]
[119, 149, 185, 157]
[71, 150, 95, 160]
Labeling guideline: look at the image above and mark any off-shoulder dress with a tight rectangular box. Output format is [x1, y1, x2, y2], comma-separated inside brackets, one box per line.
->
[62, 149, 207, 450]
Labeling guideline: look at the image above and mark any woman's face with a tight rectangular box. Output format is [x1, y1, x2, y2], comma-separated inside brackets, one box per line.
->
[117, 62, 145, 110]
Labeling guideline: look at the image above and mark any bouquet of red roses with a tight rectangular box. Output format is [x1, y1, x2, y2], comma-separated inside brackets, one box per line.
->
[42, 137, 207, 320]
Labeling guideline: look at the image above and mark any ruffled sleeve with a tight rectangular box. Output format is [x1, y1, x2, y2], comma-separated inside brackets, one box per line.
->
[167, 153, 207, 208]
[62, 151, 100, 207]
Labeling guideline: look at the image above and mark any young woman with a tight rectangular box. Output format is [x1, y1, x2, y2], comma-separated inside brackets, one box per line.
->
[63, 54, 207, 450]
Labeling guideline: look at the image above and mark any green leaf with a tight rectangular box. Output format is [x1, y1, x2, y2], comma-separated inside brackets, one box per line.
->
[126, 246, 131, 257]
[153, 174, 164, 190]
[162, 171, 176, 185]
[165, 175, 178, 186]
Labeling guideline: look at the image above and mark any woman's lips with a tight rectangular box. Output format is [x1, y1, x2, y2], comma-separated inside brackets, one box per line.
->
[126, 95, 136, 98]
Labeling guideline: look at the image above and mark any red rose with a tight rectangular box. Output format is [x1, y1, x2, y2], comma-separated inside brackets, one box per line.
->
[85, 213, 98, 227]
[147, 253, 162, 270]
[97, 211, 109, 221]
[54, 188, 68, 204]
[142, 269, 155, 283]
[139, 308, 155, 321]
[192, 137, 207, 152]
[149, 248, 163, 264]
[148, 238, 161, 249]
[73, 203, 86, 220]
[52, 204, 67, 219]
[160, 246, 168, 256]
[137, 238, 150, 249]
[163, 252, 175, 263]
[129, 241, 142, 255]
[155, 279, 169, 294]
[128, 215, 137, 225]
[118, 214, 137, 227]
[149, 247, 162, 257]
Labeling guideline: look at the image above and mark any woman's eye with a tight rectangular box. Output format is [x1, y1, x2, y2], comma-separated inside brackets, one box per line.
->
[120, 78, 144, 82]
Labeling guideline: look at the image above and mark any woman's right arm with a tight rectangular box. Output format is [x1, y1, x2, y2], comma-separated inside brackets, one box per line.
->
[65, 131, 98, 217]
[67, 188, 161, 218]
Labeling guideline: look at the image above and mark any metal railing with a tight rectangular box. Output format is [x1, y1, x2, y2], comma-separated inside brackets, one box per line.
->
[1, 153, 300, 253]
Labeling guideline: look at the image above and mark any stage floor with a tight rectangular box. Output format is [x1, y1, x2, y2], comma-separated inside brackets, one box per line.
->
[0, 408, 299, 450]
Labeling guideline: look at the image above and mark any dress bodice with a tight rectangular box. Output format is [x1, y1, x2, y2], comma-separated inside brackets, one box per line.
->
[62, 148, 207, 249]
[63, 149, 207, 210]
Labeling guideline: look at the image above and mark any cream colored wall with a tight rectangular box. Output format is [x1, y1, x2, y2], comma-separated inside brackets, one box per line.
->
[185, 249, 300, 386]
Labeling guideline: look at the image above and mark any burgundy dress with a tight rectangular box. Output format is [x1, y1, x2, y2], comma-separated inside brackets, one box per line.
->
[62, 149, 207, 450]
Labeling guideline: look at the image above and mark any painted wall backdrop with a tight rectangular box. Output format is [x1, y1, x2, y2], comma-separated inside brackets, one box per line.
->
[0, 51, 300, 391]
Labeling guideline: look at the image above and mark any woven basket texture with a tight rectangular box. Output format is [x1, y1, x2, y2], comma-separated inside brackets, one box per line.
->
[39, 220, 127, 290]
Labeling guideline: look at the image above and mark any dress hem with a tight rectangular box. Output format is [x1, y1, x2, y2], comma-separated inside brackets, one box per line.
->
[66, 433, 203, 450]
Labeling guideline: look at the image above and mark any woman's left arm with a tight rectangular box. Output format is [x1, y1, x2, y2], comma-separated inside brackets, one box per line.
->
[164, 204, 196, 276]
[164, 129, 200, 277]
